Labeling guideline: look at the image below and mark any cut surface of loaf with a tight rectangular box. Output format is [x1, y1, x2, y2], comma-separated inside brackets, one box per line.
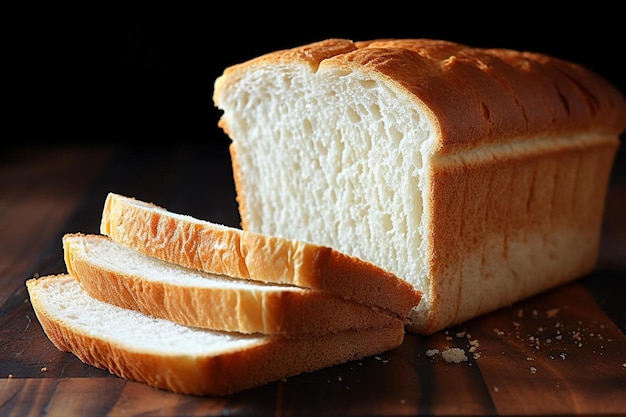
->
[26, 274, 405, 396]
[100, 192, 421, 318]
[213, 38, 626, 334]
[62, 232, 403, 336]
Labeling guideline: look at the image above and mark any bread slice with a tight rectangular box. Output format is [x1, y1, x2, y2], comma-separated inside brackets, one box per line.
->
[99, 192, 421, 318]
[213, 38, 626, 334]
[62, 232, 403, 336]
[26, 274, 405, 396]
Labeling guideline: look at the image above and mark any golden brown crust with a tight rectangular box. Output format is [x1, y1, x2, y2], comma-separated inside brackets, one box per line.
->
[26, 275, 405, 396]
[63, 233, 403, 337]
[414, 135, 619, 334]
[215, 38, 626, 153]
[100, 193, 421, 317]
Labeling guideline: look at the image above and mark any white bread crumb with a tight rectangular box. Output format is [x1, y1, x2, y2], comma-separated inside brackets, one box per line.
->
[426, 349, 439, 357]
[441, 348, 468, 363]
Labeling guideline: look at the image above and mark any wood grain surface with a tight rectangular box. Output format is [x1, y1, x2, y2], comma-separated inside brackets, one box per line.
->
[1, 143, 624, 417]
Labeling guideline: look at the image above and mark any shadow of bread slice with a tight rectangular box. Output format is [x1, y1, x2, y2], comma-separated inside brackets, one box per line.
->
[63, 233, 404, 337]
[99, 192, 421, 318]
[26, 274, 405, 396]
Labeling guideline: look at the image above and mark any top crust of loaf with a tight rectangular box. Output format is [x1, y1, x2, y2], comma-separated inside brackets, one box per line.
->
[214, 38, 626, 154]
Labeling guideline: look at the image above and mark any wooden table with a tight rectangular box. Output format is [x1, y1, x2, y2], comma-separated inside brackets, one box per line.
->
[1, 143, 624, 416]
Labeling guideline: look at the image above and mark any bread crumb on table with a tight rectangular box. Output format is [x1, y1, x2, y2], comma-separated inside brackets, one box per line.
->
[441, 347, 468, 363]
[426, 349, 439, 357]
[425, 347, 470, 363]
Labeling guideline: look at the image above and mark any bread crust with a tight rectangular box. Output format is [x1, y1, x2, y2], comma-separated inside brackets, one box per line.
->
[215, 38, 626, 151]
[26, 275, 405, 396]
[100, 193, 421, 317]
[417, 136, 619, 333]
[63, 233, 403, 336]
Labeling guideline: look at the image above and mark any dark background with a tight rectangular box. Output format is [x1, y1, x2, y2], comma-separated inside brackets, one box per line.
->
[13, 6, 624, 152]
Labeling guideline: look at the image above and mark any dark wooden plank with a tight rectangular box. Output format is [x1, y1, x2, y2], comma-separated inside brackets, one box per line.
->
[0, 145, 117, 304]
[466, 278, 626, 416]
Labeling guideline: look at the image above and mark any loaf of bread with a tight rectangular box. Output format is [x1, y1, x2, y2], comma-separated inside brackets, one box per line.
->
[213, 38, 626, 334]
[26, 274, 405, 396]
[63, 232, 403, 336]
[100, 192, 421, 317]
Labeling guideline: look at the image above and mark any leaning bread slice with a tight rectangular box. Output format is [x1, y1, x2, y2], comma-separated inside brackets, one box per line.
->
[62, 233, 402, 336]
[26, 274, 405, 396]
[100, 192, 421, 318]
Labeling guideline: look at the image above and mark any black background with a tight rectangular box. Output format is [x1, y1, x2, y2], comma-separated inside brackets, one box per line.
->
[11, 5, 624, 151]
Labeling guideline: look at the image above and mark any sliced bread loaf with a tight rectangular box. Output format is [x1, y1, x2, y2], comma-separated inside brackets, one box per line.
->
[26, 274, 405, 396]
[62, 232, 403, 336]
[212, 38, 626, 334]
[100, 192, 421, 318]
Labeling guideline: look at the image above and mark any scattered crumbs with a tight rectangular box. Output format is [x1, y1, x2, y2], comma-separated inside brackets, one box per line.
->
[337, 376, 342, 382]
[40, 367, 47, 373]
[456, 331, 466, 338]
[622, 363, 626, 368]
[374, 356, 382, 361]
[441, 348, 468, 364]
[472, 352, 481, 360]
[445, 336, 453, 341]
[493, 386, 499, 393]
[546, 308, 559, 318]
[560, 353, 567, 360]
[426, 349, 439, 357]
[493, 328, 505, 336]
[513, 321, 521, 327]
[526, 357, 534, 361]
[530, 366, 537, 374]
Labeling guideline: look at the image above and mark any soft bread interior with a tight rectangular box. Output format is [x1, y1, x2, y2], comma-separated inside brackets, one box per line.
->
[29, 275, 263, 354]
[217, 62, 434, 314]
